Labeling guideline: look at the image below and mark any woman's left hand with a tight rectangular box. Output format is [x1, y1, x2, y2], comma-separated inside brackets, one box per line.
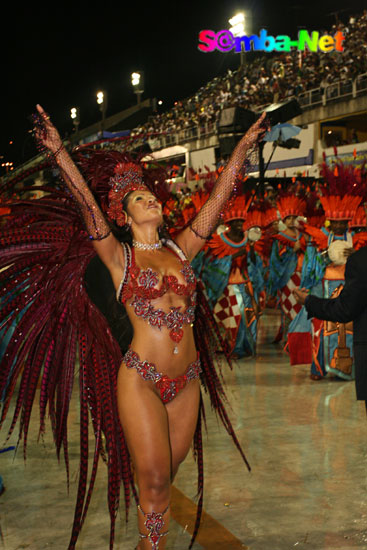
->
[241, 112, 270, 147]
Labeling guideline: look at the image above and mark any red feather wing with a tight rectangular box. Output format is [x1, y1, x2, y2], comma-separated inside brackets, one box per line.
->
[0, 191, 132, 550]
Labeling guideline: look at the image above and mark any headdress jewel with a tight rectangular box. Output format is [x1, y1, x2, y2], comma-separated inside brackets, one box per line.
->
[107, 162, 147, 226]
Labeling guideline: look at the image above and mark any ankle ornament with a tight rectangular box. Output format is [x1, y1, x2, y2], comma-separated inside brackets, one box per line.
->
[138, 504, 169, 549]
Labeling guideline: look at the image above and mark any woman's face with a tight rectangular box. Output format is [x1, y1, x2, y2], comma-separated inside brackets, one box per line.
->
[125, 190, 163, 226]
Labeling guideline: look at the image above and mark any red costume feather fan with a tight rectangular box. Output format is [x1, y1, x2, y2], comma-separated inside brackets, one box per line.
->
[0, 139, 249, 550]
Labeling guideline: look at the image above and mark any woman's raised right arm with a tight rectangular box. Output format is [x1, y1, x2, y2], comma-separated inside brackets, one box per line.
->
[34, 105, 123, 271]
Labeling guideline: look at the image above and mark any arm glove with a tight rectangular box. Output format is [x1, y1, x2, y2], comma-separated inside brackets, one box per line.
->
[55, 149, 111, 240]
[33, 111, 111, 241]
[190, 132, 259, 240]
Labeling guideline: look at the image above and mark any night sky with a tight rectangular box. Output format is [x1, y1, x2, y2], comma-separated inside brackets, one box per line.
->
[2, 0, 366, 167]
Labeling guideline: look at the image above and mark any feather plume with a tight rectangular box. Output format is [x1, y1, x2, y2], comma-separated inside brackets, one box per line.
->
[0, 148, 250, 549]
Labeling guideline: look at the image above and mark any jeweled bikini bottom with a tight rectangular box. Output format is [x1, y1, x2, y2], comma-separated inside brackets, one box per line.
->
[122, 348, 202, 404]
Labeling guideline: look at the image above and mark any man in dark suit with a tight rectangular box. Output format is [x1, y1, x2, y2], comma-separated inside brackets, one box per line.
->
[294, 247, 367, 406]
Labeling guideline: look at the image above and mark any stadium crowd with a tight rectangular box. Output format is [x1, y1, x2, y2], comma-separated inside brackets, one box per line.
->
[131, 10, 367, 138]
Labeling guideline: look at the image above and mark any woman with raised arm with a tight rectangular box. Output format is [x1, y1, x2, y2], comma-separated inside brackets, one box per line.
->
[4, 104, 268, 550]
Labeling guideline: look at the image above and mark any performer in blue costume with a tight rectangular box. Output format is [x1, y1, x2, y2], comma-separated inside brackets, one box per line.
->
[196, 196, 264, 358]
[266, 193, 306, 345]
[288, 162, 367, 380]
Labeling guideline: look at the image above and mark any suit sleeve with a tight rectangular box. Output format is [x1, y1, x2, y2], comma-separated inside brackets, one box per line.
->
[305, 251, 367, 323]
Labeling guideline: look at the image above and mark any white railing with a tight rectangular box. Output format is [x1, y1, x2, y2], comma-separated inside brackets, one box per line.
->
[255, 72, 367, 111]
[146, 122, 217, 151]
[356, 72, 367, 93]
[282, 72, 366, 109]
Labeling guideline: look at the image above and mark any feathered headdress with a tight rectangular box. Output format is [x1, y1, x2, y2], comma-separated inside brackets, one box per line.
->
[304, 189, 325, 228]
[349, 205, 367, 228]
[222, 193, 252, 223]
[75, 148, 170, 227]
[243, 206, 264, 230]
[162, 189, 210, 239]
[276, 193, 306, 220]
[259, 199, 279, 228]
[106, 162, 146, 225]
[318, 161, 366, 220]
[181, 189, 210, 225]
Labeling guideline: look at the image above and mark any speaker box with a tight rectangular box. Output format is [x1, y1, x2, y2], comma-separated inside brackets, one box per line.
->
[218, 100, 302, 136]
[263, 99, 302, 125]
[218, 107, 257, 134]
[219, 134, 243, 156]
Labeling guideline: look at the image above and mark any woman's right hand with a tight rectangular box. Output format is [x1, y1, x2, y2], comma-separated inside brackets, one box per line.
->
[35, 104, 64, 154]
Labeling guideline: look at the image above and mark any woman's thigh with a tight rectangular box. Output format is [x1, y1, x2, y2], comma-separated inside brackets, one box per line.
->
[117, 365, 171, 483]
[117, 364, 200, 480]
[166, 379, 201, 475]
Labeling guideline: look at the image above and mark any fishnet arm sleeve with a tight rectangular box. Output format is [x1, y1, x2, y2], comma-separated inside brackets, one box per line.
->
[55, 148, 111, 241]
[190, 136, 258, 240]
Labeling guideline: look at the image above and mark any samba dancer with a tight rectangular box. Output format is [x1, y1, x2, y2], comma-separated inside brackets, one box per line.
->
[198, 196, 265, 358]
[27, 105, 268, 550]
[288, 162, 367, 380]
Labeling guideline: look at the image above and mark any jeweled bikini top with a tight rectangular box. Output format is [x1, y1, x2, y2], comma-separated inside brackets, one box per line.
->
[116, 239, 197, 354]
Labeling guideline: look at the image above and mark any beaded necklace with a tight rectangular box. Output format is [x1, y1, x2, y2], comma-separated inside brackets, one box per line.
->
[132, 239, 163, 251]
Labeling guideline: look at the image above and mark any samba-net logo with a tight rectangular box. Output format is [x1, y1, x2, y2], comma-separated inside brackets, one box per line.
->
[198, 28, 345, 53]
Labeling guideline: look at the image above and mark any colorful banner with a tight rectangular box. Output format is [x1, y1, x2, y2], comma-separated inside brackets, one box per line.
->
[325, 150, 367, 167]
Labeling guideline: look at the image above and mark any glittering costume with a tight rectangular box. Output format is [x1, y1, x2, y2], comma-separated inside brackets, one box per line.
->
[266, 194, 306, 345]
[288, 162, 367, 379]
[117, 238, 197, 355]
[117, 236, 202, 401]
[138, 503, 169, 549]
[197, 196, 265, 357]
[0, 109, 267, 549]
[123, 348, 201, 403]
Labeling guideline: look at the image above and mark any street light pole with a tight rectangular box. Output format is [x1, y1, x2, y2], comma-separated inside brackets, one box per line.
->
[1, 161, 13, 174]
[229, 12, 246, 67]
[70, 107, 80, 144]
[97, 91, 107, 134]
[131, 72, 144, 107]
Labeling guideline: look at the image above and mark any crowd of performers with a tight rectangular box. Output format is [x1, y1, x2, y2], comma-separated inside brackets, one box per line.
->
[166, 159, 367, 382]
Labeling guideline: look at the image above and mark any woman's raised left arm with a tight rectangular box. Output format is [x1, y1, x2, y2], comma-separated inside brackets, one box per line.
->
[175, 112, 269, 261]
